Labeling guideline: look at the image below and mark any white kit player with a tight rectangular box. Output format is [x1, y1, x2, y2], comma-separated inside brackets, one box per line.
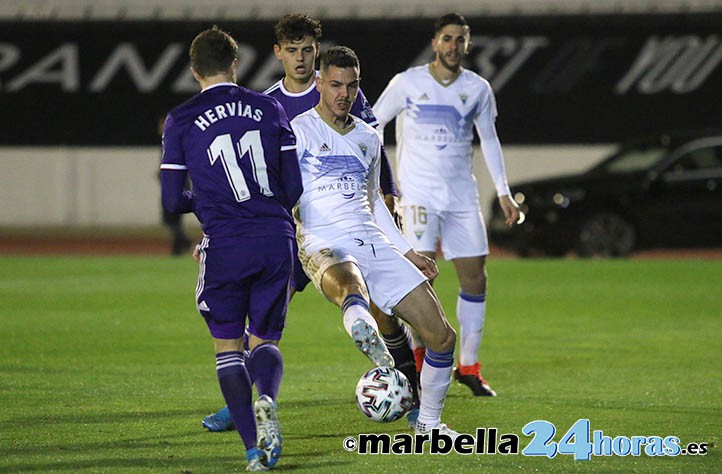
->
[293, 45, 460, 436]
[373, 13, 520, 396]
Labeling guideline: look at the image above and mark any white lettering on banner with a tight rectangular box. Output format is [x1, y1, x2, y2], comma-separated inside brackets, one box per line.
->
[1, 36, 721, 96]
[0, 43, 21, 87]
[171, 66, 197, 93]
[6, 43, 79, 92]
[234, 44, 259, 89]
[89, 43, 184, 92]
[470, 36, 549, 91]
[531, 38, 623, 93]
[410, 36, 548, 92]
[248, 53, 285, 92]
[0, 41, 260, 94]
[615, 35, 722, 94]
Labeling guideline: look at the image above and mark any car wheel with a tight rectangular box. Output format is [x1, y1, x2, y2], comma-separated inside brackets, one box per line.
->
[576, 212, 636, 257]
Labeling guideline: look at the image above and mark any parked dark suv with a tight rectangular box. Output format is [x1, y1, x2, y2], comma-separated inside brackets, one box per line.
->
[489, 130, 722, 257]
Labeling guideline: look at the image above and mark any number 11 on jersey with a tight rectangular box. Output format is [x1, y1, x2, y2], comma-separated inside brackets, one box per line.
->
[207, 130, 273, 202]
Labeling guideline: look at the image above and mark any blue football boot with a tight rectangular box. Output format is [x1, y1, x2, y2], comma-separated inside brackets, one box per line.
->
[202, 406, 235, 432]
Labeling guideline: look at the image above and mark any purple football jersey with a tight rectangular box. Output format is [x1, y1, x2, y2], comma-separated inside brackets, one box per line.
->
[161, 83, 302, 239]
[263, 76, 377, 124]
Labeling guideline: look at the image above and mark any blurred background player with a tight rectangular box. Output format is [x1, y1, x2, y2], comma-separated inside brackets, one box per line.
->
[160, 26, 302, 470]
[293, 45, 458, 437]
[202, 13, 421, 433]
[373, 13, 520, 397]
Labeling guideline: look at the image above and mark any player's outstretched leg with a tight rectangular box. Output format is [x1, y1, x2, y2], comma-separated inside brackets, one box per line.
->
[254, 395, 282, 468]
[318, 261, 393, 367]
[343, 294, 394, 367]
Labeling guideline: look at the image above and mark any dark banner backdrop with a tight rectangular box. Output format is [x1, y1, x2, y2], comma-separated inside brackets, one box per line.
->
[1, 14, 720, 146]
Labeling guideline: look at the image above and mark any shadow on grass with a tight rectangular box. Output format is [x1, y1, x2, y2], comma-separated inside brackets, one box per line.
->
[0, 456, 352, 473]
[508, 396, 721, 417]
[3, 430, 226, 457]
[1, 407, 214, 427]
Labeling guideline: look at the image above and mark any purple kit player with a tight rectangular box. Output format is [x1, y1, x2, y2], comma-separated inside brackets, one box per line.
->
[201, 13, 423, 434]
[263, 14, 398, 210]
[160, 26, 301, 471]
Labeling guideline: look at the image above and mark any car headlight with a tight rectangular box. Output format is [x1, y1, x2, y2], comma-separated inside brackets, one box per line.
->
[552, 189, 586, 208]
[552, 192, 570, 208]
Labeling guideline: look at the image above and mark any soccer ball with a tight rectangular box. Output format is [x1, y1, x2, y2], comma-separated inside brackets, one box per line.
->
[355, 367, 413, 422]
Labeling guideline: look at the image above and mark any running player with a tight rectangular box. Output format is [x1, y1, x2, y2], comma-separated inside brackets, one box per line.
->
[160, 26, 300, 470]
[373, 13, 520, 396]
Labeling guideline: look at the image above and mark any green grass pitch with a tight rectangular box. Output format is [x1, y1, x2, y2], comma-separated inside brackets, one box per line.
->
[0, 256, 720, 473]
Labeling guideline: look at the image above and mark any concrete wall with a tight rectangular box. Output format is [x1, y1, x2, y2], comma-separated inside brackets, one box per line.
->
[0, 147, 163, 227]
[0, 145, 614, 228]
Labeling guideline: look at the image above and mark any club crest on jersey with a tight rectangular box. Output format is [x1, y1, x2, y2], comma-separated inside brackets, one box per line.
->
[459, 93, 468, 104]
[358, 143, 368, 156]
[414, 231, 425, 240]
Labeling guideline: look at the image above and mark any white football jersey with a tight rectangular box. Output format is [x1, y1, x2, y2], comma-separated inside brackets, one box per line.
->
[291, 108, 394, 250]
[373, 64, 511, 211]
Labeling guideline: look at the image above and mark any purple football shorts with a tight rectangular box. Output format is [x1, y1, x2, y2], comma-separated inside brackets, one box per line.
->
[196, 235, 293, 341]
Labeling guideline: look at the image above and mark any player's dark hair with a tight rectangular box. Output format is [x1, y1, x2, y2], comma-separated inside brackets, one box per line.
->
[434, 13, 469, 35]
[319, 46, 359, 72]
[189, 26, 238, 78]
[274, 13, 323, 44]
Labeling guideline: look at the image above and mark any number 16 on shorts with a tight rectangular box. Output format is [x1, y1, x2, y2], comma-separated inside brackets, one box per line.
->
[521, 419, 701, 460]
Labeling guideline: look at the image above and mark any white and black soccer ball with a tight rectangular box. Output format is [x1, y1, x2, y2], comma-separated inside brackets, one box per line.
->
[355, 367, 413, 423]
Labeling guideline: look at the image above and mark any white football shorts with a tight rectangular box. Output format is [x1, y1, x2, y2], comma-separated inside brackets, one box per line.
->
[297, 237, 427, 315]
[400, 204, 489, 259]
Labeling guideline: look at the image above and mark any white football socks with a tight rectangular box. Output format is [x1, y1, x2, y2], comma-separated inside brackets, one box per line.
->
[341, 294, 377, 338]
[416, 349, 454, 429]
[457, 293, 486, 366]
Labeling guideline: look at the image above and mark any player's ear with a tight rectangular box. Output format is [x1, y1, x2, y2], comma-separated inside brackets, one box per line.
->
[273, 43, 282, 59]
[190, 67, 202, 82]
[230, 58, 239, 81]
